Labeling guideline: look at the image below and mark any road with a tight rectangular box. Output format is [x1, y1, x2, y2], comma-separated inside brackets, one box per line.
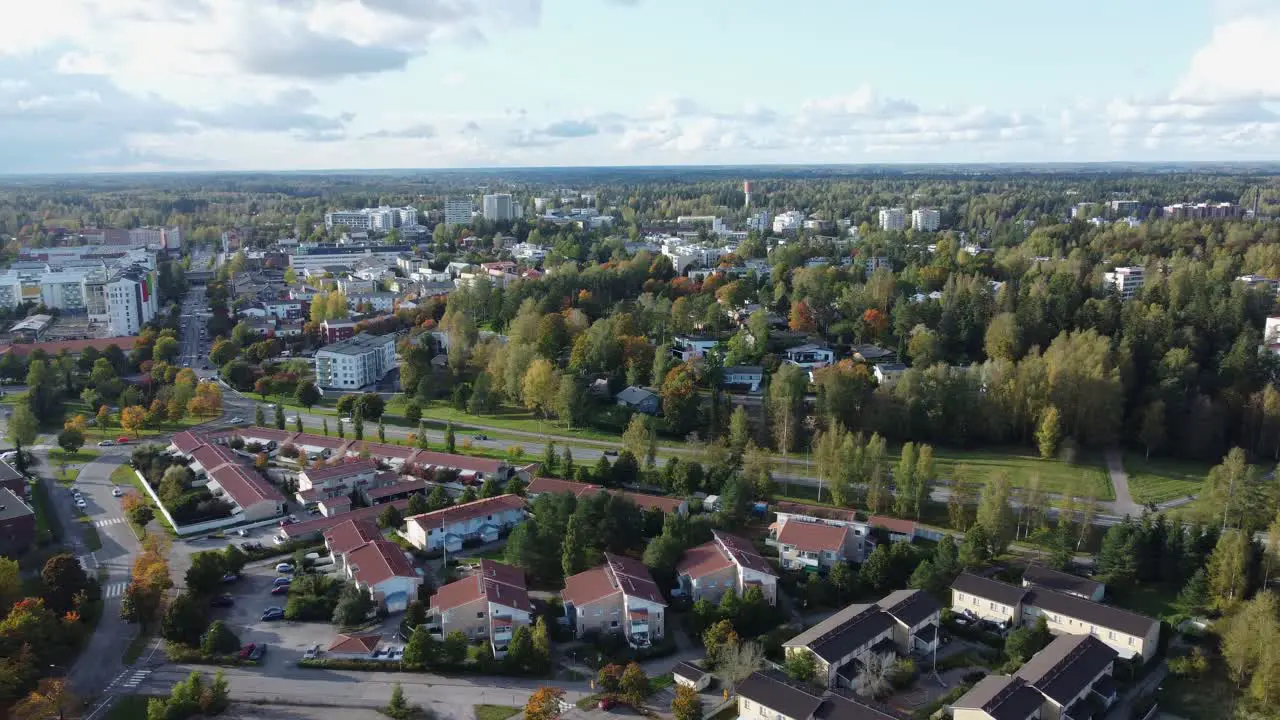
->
[178, 285, 210, 369]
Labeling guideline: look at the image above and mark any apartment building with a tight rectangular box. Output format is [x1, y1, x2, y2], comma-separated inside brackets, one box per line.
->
[911, 208, 941, 232]
[313, 332, 398, 390]
[952, 634, 1118, 720]
[772, 211, 806, 233]
[324, 206, 419, 231]
[783, 590, 941, 689]
[405, 495, 526, 553]
[562, 553, 666, 648]
[444, 198, 474, 226]
[950, 573, 1159, 660]
[428, 560, 532, 658]
[524, 477, 688, 516]
[183, 441, 287, 523]
[676, 530, 777, 605]
[737, 672, 903, 720]
[1102, 266, 1144, 301]
[482, 194, 517, 221]
[775, 520, 856, 572]
[295, 458, 388, 509]
[1021, 565, 1106, 602]
[879, 208, 907, 231]
[343, 538, 421, 613]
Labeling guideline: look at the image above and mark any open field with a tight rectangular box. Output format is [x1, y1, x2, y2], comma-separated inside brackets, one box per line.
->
[932, 447, 1113, 501]
[1123, 453, 1210, 504]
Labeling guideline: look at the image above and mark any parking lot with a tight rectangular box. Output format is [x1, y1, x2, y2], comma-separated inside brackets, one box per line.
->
[213, 557, 406, 671]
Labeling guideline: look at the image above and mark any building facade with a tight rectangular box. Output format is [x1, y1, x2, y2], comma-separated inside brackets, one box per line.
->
[879, 208, 907, 231]
[911, 208, 941, 231]
[482, 194, 516, 221]
[313, 333, 399, 390]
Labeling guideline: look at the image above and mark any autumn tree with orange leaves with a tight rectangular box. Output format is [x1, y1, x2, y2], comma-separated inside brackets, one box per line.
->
[121, 535, 172, 627]
[524, 687, 565, 720]
[789, 300, 817, 334]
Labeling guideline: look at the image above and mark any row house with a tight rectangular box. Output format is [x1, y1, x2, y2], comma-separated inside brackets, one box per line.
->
[950, 573, 1158, 661]
[405, 495, 526, 553]
[526, 477, 689, 516]
[428, 560, 532, 658]
[563, 553, 667, 649]
[737, 672, 904, 720]
[676, 530, 778, 605]
[173, 432, 286, 523]
[952, 634, 1119, 720]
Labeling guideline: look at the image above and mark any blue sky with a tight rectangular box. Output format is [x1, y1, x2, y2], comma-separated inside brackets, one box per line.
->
[0, 0, 1277, 171]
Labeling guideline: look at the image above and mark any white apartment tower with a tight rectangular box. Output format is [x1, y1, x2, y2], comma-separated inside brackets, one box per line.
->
[911, 208, 941, 232]
[106, 268, 158, 336]
[879, 207, 907, 231]
[1104, 266, 1145, 301]
[313, 333, 399, 390]
[483, 194, 516, 222]
[444, 198, 474, 226]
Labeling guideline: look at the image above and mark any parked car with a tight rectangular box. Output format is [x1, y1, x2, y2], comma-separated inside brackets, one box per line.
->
[260, 607, 285, 621]
[74, 499, 87, 509]
[275, 563, 294, 573]
[97, 440, 114, 447]
[227, 417, 245, 424]
[272, 577, 291, 587]
[303, 644, 320, 660]
[249, 644, 266, 661]
[238, 643, 256, 659]
[220, 573, 238, 583]
[270, 585, 289, 596]
[210, 594, 234, 608]
[111, 487, 124, 497]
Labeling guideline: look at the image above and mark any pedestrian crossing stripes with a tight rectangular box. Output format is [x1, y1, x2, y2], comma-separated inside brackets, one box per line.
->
[102, 581, 127, 599]
[118, 670, 150, 690]
[94, 517, 125, 528]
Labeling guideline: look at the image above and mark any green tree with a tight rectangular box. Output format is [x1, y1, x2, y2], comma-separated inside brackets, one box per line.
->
[959, 524, 992, 568]
[403, 625, 440, 666]
[442, 631, 469, 666]
[1036, 406, 1061, 460]
[445, 423, 456, 453]
[784, 649, 817, 683]
[672, 684, 704, 720]
[893, 442, 917, 517]
[254, 405, 265, 427]
[828, 561, 857, 603]
[622, 414, 657, 468]
[161, 593, 206, 647]
[275, 404, 285, 430]
[728, 406, 751, 458]
[184, 551, 227, 597]
[332, 584, 375, 626]
[201, 620, 239, 655]
[913, 444, 935, 520]
[1177, 567, 1210, 616]
[1207, 529, 1251, 611]
[378, 504, 404, 530]
[562, 514, 587, 577]
[620, 662, 649, 706]
[57, 429, 85, 454]
[976, 473, 1014, 555]
[6, 404, 38, 446]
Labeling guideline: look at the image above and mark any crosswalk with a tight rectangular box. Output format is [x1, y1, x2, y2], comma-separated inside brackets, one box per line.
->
[105, 668, 151, 693]
[102, 581, 127, 599]
[77, 553, 97, 571]
[94, 517, 125, 528]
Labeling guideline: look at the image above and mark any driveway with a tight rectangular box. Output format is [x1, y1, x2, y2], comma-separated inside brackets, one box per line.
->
[1104, 448, 1141, 517]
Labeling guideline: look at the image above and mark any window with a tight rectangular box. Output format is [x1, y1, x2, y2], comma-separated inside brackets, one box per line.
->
[477, 612, 485, 618]
[1109, 631, 1117, 640]
[610, 620, 618, 628]
[743, 701, 751, 710]
[957, 593, 965, 602]
[1129, 637, 1135, 646]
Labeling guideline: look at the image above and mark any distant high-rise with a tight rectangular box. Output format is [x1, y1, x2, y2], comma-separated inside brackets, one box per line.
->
[483, 194, 516, 222]
[879, 207, 907, 231]
[1104, 266, 1144, 300]
[911, 208, 941, 232]
[743, 180, 752, 208]
[444, 198, 473, 226]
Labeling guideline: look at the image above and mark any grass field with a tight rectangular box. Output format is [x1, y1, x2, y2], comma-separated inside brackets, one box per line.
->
[111, 463, 176, 535]
[50, 448, 101, 485]
[105, 695, 152, 720]
[397, 399, 626, 443]
[933, 447, 1114, 501]
[1123, 453, 1211, 504]
[474, 705, 521, 720]
[77, 514, 102, 551]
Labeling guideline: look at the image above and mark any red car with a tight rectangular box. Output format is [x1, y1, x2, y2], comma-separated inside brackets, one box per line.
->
[116, 436, 130, 445]
[598, 698, 616, 711]
[270, 585, 289, 595]
[238, 643, 256, 659]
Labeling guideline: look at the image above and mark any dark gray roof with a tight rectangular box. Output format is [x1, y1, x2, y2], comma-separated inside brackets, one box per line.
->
[952, 572, 1030, 607]
[0, 460, 22, 483]
[615, 386, 658, 405]
[953, 676, 1043, 720]
[723, 365, 764, 375]
[1026, 588, 1157, 639]
[877, 589, 940, 627]
[1022, 565, 1103, 599]
[0, 487, 34, 522]
[817, 688, 904, 720]
[784, 604, 895, 663]
[737, 672, 824, 720]
[1015, 634, 1118, 706]
[672, 661, 708, 682]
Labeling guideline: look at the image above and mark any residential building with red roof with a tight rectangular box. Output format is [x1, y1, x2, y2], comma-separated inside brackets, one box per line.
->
[180, 433, 286, 522]
[0, 336, 139, 359]
[327, 633, 382, 658]
[297, 457, 381, 497]
[404, 494, 526, 552]
[428, 560, 532, 657]
[775, 520, 855, 572]
[280, 498, 412, 542]
[562, 552, 667, 648]
[677, 530, 777, 605]
[771, 502, 874, 562]
[323, 518, 382, 562]
[526, 477, 688, 515]
[343, 539, 421, 613]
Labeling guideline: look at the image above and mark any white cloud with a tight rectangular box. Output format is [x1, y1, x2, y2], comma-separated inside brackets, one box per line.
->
[1174, 14, 1280, 103]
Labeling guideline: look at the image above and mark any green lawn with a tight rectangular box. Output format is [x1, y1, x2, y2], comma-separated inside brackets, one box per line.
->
[124, 632, 152, 664]
[933, 447, 1113, 500]
[77, 514, 103, 551]
[105, 695, 153, 720]
[50, 448, 102, 485]
[28, 477, 61, 543]
[1124, 453, 1211, 504]
[474, 705, 521, 720]
[111, 463, 177, 535]
[405, 399, 626, 443]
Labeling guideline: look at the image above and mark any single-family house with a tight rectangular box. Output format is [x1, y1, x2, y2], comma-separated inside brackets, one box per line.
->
[722, 365, 765, 392]
[677, 530, 777, 605]
[562, 553, 667, 648]
[775, 520, 855, 572]
[343, 539, 421, 613]
[427, 560, 532, 658]
[405, 494, 526, 552]
[672, 335, 721, 362]
[783, 344, 835, 372]
[873, 363, 907, 388]
[673, 661, 711, 691]
[615, 386, 661, 415]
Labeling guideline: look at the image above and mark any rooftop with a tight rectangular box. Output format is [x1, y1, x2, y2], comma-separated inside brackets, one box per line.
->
[0, 487, 34, 523]
[1026, 587, 1157, 639]
[737, 672, 825, 720]
[1015, 634, 1118, 706]
[1021, 565, 1104, 599]
[323, 518, 382, 557]
[777, 519, 850, 553]
[346, 539, 417, 588]
[317, 332, 398, 356]
[406, 494, 525, 530]
[952, 572, 1030, 607]
[952, 676, 1044, 720]
[783, 603, 894, 663]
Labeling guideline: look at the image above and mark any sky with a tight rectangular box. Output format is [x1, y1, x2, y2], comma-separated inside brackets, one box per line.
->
[1, 0, 1280, 172]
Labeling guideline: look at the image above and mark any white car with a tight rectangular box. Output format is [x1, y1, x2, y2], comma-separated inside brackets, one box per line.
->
[303, 644, 320, 660]
[97, 440, 114, 447]
[111, 487, 124, 497]
[74, 499, 87, 509]
[227, 417, 244, 424]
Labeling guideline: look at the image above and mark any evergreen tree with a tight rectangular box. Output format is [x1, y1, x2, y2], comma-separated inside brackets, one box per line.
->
[562, 447, 574, 479]
[445, 422, 456, 453]
[1177, 568, 1210, 616]
[543, 441, 557, 476]
[562, 515, 587, 577]
[274, 403, 285, 430]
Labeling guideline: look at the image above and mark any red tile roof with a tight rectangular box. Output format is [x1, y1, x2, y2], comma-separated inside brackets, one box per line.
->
[406, 450, 504, 475]
[431, 560, 531, 613]
[323, 519, 382, 556]
[302, 458, 379, 483]
[774, 501, 858, 523]
[186, 440, 284, 509]
[364, 479, 428, 500]
[676, 540, 735, 580]
[281, 498, 412, 540]
[614, 490, 684, 513]
[171, 430, 205, 455]
[869, 515, 917, 536]
[564, 553, 665, 607]
[328, 633, 381, 653]
[677, 531, 775, 580]
[777, 520, 850, 553]
[713, 531, 775, 576]
[347, 539, 417, 587]
[528, 476, 601, 497]
[562, 565, 618, 607]
[406, 494, 524, 530]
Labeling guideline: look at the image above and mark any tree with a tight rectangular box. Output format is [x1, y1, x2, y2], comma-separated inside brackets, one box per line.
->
[445, 423, 456, 453]
[162, 593, 206, 646]
[893, 442, 917, 517]
[1004, 616, 1051, 665]
[57, 429, 85, 455]
[117, 405, 146, 437]
[425, 486, 450, 511]
[828, 561, 856, 603]
[531, 616, 551, 669]
[622, 414, 657, 468]
[908, 559, 946, 597]
[6, 404, 38, 446]
[378, 504, 404, 530]
[403, 625, 440, 666]
[789, 299, 817, 334]
[185, 551, 228, 597]
[1177, 567, 1210, 616]
[784, 649, 818, 683]
[1139, 400, 1166, 459]
[702, 619, 739, 666]
[1207, 529, 1251, 611]
[525, 688, 564, 720]
[333, 584, 375, 626]
[382, 682, 423, 720]
[561, 514, 588, 577]
[984, 312, 1021, 361]
[254, 405, 265, 427]
[1036, 406, 1061, 459]
[728, 406, 751, 458]
[9, 679, 78, 720]
[620, 662, 649, 706]
[597, 664, 624, 694]
[41, 553, 89, 615]
[274, 404, 286, 430]
[959, 524, 992, 568]
[522, 358, 559, 418]
[976, 473, 1014, 555]
[715, 639, 763, 696]
[0, 556, 20, 610]
[672, 684, 703, 720]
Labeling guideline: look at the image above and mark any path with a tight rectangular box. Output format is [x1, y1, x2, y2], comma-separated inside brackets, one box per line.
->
[1104, 448, 1141, 517]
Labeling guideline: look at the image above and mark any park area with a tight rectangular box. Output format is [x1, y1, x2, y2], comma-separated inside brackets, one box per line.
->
[1123, 453, 1211, 505]
[931, 447, 1113, 500]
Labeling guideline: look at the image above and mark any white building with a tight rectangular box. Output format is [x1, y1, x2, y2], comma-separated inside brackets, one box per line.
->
[746, 211, 771, 232]
[325, 206, 419, 231]
[313, 332, 399, 390]
[444, 198, 474, 226]
[106, 267, 159, 336]
[879, 207, 907, 231]
[911, 208, 941, 232]
[511, 243, 548, 262]
[773, 211, 806, 234]
[482, 194, 517, 222]
[1103, 266, 1144, 301]
[405, 495, 526, 552]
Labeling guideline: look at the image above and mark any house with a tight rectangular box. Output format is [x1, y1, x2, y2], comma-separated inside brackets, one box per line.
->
[769, 503, 875, 563]
[343, 539, 421, 613]
[0, 487, 36, 555]
[952, 634, 1119, 720]
[0, 459, 25, 498]
[327, 633, 382, 659]
[782, 344, 835, 371]
[783, 590, 941, 689]
[850, 345, 894, 363]
[428, 560, 532, 658]
[950, 573, 1159, 661]
[186, 442, 287, 522]
[677, 530, 777, 605]
[615, 386, 661, 415]
[404, 494, 526, 552]
[736, 672, 903, 720]
[295, 458, 383, 507]
[873, 363, 907, 388]
[1021, 565, 1105, 602]
[562, 553, 667, 648]
[868, 515, 918, 543]
[722, 365, 764, 392]
[672, 661, 711, 691]
[280, 498, 413, 542]
[775, 520, 855, 572]
[672, 335, 721, 362]
[323, 518, 382, 565]
[362, 479, 430, 506]
[526, 477, 688, 516]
